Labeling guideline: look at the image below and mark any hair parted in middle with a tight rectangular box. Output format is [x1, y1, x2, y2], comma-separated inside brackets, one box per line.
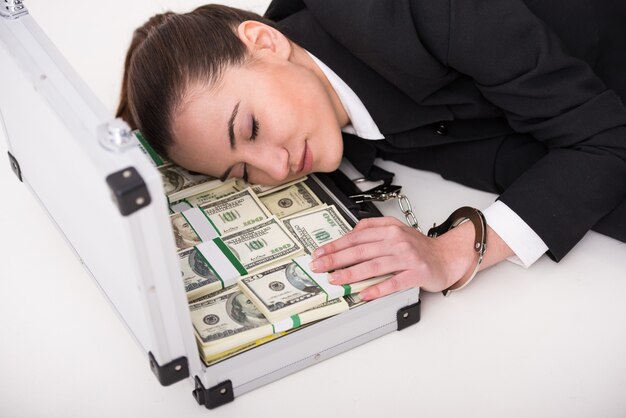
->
[117, 4, 279, 159]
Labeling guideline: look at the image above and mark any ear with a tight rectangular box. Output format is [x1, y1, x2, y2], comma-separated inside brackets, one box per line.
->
[236, 20, 291, 60]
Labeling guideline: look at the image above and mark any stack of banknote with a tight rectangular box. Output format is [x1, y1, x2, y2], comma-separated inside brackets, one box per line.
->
[134, 130, 386, 365]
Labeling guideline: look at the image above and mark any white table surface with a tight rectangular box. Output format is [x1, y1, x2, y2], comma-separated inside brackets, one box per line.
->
[1, 1, 625, 417]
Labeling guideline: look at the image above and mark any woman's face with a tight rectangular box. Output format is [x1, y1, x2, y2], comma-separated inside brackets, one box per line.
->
[169, 29, 345, 186]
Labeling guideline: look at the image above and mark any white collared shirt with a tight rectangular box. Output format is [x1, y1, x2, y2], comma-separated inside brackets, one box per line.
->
[307, 51, 548, 267]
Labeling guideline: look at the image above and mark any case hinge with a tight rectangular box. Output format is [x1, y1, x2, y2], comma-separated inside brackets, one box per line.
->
[148, 352, 189, 386]
[397, 300, 421, 331]
[192, 376, 235, 409]
[7, 151, 22, 181]
[1, 0, 28, 19]
[105, 166, 151, 216]
[98, 119, 137, 153]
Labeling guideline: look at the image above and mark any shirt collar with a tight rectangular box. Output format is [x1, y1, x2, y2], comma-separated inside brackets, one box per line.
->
[306, 50, 384, 140]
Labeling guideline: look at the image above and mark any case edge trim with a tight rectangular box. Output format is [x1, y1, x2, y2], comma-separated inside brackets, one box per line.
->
[397, 299, 421, 331]
[148, 351, 189, 386]
[193, 376, 234, 409]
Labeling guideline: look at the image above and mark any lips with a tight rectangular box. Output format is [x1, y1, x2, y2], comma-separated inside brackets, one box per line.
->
[297, 140, 313, 174]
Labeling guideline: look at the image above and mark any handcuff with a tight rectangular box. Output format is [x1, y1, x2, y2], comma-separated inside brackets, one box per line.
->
[350, 184, 487, 296]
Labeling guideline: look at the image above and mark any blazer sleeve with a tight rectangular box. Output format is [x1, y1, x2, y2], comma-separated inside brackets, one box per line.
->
[412, 0, 626, 260]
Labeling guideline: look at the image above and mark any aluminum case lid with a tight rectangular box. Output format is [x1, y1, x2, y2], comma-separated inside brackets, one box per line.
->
[0, 5, 202, 385]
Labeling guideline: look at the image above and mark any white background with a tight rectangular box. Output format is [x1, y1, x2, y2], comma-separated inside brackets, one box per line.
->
[1, 1, 625, 417]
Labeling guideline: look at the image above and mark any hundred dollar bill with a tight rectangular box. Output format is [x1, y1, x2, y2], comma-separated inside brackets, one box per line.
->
[271, 296, 349, 333]
[235, 176, 307, 196]
[239, 260, 327, 322]
[190, 286, 274, 357]
[168, 179, 239, 213]
[220, 217, 304, 273]
[259, 182, 323, 219]
[296, 296, 348, 326]
[199, 188, 271, 236]
[170, 212, 202, 252]
[202, 332, 285, 366]
[204, 296, 349, 364]
[179, 247, 223, 300]
[282, 205, 352, 254]
[182, 179, 239, 207]
[160, 165, 223, 202]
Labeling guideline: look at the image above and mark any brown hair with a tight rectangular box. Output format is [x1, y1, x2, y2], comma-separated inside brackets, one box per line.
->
[116, 4, 277, 158]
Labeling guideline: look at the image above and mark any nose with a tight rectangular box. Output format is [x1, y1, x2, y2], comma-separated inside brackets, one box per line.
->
[247, 144, 290, 184]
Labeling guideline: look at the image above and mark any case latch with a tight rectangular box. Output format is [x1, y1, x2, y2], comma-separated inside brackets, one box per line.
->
[148, 352, 189, 386]
[0, 0, 28, 19]
[192, 376, 235, 409]
[105, 166, 151, 216]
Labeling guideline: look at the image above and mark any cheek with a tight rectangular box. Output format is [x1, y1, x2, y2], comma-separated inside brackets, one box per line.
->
[317, 131, 344, 172]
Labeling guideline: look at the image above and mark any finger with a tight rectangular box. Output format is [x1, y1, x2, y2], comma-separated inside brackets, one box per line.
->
[359, 272, 417, 301]
[353, 216, 406, 232]
[327, 256, 397, 285]
[313, 223, 407, 259]
[310, 240, 392, 273]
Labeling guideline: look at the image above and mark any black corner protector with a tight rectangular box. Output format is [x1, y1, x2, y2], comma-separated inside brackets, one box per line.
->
[7, 151, 22, 182]
[148, 352, 189, 386]
[105, 166, 151, 216]
[397, 300, 421, 331]
[193, 376, 234, 410]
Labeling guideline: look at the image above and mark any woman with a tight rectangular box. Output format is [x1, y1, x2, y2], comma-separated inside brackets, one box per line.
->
[117, 1, 626, 300]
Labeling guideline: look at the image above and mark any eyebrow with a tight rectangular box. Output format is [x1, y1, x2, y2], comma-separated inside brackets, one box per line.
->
[228, 101, 240, 150]
[220, 101, 241, 181]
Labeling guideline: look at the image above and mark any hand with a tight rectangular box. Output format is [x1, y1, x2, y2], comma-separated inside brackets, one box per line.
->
[309, 217, 474, 300]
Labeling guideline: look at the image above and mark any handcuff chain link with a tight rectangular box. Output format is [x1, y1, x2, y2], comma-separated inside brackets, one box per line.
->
[349, 183, 422, 233]
[397, 193, 423, 233]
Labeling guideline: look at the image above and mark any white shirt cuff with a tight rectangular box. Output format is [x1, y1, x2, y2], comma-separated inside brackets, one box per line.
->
[482, 201, 549, 268]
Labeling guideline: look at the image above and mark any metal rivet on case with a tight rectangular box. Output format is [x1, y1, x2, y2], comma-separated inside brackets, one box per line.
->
[123, 169, 132, 178]
[220, 388, 227, 395]
[403, 312, 409, 319]
[136, 196, 145, 206]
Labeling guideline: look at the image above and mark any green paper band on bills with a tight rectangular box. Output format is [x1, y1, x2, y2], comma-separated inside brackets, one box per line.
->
[293, 255, 346, 301]
[181, 207, 220, 241]
[290, 314, 301, 328]
[193, 246, 225, 289]
[195, 240, 244, 288]
[292, 257, 329, 302]
[213, 237, 248, 276]
[272, 315, 301, 333]
[342, 284, 352, 296]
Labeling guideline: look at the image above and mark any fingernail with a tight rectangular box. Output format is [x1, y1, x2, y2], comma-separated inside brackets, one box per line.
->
[327, 272, 337, 284]
[313, 247, 325, 258]
[309, 259, 322, 272]
[360, 290, 371, 300]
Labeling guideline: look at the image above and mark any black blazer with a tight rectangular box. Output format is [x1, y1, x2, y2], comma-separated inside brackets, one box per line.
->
[265, 0, 626, 261]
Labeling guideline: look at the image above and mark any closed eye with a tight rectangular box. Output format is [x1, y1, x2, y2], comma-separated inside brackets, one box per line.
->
[251, 115, 259, 140]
